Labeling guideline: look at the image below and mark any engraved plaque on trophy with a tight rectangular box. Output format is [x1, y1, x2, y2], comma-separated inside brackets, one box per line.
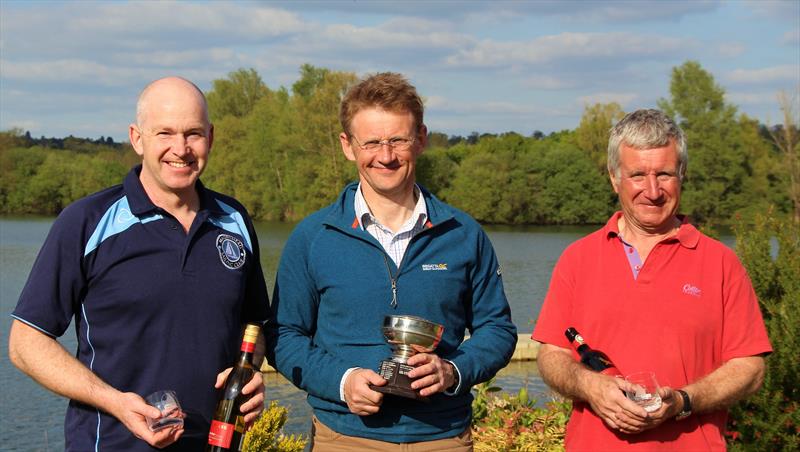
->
[369, 315, 444, 400]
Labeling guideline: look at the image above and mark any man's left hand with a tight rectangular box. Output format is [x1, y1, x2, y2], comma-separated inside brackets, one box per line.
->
[406, 353, 455, 397]
[214, 368, 265, 427]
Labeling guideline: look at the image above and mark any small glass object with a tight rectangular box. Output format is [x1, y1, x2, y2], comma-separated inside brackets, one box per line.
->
[625, 371, 663, 413]
[145, 390, 184, 432]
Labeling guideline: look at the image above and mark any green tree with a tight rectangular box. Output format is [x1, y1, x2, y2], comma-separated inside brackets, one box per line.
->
[728, 212, 799, 451]
[289, 65, 357, 215]
[533, 141, 616, 224]
[427, 131, 450, 149]
[766, 91, 800, 222]
[207, 68, 269, 122]
[417, 146, 458, 197]
[442, 134, 540, 224]
[575, 102, 625, 173]
[658, 61, 751, 225]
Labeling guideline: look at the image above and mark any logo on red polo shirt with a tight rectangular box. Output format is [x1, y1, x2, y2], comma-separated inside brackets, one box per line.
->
[682, 283, 702, 297]
[216, 234, 246, 270]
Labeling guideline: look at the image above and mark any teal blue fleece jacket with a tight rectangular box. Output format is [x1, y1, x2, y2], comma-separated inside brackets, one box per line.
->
[268, 183, 517, 442]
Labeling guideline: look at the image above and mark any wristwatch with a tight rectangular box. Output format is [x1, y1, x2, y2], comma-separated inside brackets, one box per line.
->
[675, 389, 692, 420]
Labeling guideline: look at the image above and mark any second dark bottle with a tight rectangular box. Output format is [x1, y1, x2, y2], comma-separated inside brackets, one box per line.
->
[565, 327, 622, 376]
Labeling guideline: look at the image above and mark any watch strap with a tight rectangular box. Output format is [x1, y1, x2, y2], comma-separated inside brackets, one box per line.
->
[675, 389, 692, 420]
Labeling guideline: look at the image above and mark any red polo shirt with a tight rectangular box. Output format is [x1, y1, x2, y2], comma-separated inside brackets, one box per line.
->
[532, 212, 772, 451]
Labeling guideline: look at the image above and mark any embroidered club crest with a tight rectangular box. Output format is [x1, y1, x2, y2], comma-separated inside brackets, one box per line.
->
[216, 234, 246, 270]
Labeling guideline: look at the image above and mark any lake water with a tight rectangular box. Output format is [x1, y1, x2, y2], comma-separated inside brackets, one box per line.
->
[0, 217, 639, 450]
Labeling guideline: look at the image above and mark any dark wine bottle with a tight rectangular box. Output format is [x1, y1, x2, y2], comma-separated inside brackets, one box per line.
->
[565, 327, 621, 376]
[206, 323, 261, 452]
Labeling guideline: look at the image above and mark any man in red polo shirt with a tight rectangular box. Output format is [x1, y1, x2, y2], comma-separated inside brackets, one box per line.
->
[532, 109, 771, 451]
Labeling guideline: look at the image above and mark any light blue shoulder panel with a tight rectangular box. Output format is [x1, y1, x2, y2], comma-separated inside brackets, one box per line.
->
[84, 197, 163, 257]
[208, 200, 253, 252]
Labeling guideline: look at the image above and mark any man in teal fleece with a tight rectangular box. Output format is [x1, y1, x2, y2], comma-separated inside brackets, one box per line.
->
[268, 72, 517, 450]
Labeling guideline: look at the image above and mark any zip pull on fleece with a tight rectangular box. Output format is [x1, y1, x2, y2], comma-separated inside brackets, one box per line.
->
[382, 252, 398, 308]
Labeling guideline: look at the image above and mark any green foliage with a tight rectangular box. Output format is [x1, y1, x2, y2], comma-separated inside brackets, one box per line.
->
[200, 66, 358, 221]
[472, 379, 570, 451]
[0, 137, 130, 215]
[575, 102, 625, 172]
[727, 212, 800, 451]
[0, 62, 794, 227]
[207, 68, 269, 121]
[242, 401, 307, 452]
[416, 146, 457, 196]
[658, 61, 790, 223]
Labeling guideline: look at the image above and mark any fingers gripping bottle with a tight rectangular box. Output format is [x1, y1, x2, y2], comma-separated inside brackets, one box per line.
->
[207, 323, 261, 451]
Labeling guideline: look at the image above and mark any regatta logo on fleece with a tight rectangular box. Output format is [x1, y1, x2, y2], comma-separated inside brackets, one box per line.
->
[422, 263, 448, 271]
[682, 283, 702, 297]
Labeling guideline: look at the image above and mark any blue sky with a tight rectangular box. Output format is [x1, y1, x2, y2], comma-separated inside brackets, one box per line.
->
[1, 0, 798, 142]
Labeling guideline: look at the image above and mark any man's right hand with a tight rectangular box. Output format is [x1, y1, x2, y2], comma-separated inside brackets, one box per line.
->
[111, 391, 184, 449]
[581, 373, 648, 434]
[343, 369, 385, 416]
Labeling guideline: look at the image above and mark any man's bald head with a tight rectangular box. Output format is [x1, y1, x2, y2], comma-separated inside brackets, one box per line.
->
[135, 77, 209, 128]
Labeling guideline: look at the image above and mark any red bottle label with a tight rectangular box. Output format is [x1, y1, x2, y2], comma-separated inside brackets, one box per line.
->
[241, 340, 255, 353]
[208, 420, 234, 448]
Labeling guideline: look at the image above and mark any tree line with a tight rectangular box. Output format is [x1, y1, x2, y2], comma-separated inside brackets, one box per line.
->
[1, 61, 797, 225]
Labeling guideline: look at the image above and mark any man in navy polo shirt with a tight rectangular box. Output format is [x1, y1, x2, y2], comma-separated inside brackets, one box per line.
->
[8, 77, 269, 451]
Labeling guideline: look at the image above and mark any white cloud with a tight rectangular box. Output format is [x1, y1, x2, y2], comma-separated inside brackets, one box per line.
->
[70, 1, 306, 38]
[1, 119, 40, 132]
[744, 0, 800, 21]
[423, 95, 553, 117]
[782, 28, 800, 46]
[716, 43, 746, 58]
[521, 74, 578, 90]
[482, 101, 542, 115]
[0, 1, 308, 63]
[274, 0, 720, 24]
[1, 59, 136, 86]
[423, 95, 449, 110]
[726, 91, 783, 107]
[122, 48, 240, 68]
[318, 23, 468, 50]
[727, 65, 800, 84]
[0, 0, 796, 140]
[577, 92, 639, 107]
[532, 0, 720, 23]
[445, 32, 690, 68]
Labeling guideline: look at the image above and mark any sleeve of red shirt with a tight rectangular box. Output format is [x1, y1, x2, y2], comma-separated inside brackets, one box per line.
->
[531, 245, 576, 350]
[720, 251, 773, 361]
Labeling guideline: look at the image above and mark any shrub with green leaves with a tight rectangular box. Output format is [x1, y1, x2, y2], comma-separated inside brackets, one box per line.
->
[243, 401, 307, 452]
[727, 211, 799, 451]
[471, 378, 570, 451]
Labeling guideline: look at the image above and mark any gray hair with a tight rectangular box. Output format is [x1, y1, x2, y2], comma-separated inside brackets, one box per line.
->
[607, 109, 687, 180]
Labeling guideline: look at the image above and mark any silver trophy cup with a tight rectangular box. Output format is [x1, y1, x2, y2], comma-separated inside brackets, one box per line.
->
[369, 315, 444, 400]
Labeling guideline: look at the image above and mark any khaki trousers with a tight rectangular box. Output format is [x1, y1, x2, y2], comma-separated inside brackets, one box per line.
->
[311, 416, 473, 451]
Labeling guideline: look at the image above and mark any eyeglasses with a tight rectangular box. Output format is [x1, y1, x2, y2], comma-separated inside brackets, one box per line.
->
[350, 135, 416, 152]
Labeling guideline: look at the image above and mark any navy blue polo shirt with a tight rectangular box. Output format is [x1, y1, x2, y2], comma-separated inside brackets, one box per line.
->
[12, 165, 269, 451]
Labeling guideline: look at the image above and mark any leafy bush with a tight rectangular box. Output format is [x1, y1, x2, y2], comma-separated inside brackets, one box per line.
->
[727, 211, 800, 450]
[243, 401, 307, 452]
[472, 379, 570, 451]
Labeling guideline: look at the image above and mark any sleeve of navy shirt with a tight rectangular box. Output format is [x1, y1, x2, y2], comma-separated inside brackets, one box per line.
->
[448, 226, 517, 392]
[12, 200, 92, 337]
[268, 220, 353, 403]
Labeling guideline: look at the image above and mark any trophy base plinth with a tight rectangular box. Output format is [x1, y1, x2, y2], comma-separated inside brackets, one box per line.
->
[368, 360, 428, 401]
